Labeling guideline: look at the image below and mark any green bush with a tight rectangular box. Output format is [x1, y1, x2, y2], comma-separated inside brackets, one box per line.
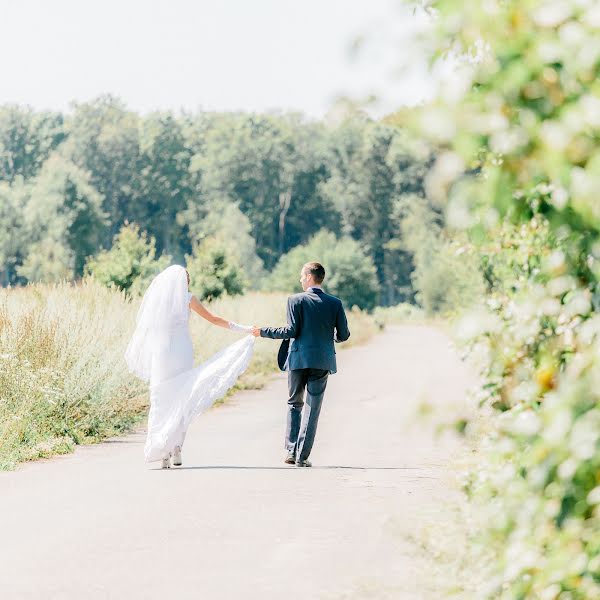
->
[184, 200, 265, 287]
[84, 222, 170, 296]
[265, 230, 379, 310]
[185, 236, 245, 301]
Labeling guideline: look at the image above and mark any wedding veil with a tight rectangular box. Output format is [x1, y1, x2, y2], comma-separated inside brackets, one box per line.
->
[124, 265, 190, 383]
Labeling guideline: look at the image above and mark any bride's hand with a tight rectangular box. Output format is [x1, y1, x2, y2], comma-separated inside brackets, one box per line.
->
[228, 321, 255, 334]
[251, 326, 261, 337]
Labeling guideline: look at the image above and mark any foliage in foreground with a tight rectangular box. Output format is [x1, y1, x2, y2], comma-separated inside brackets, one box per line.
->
[404, 0, 600, 597]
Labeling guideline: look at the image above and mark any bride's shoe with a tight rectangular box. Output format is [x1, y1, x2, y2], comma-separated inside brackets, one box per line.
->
[172, 446, 182, 466]
[161, 455, 171, 469]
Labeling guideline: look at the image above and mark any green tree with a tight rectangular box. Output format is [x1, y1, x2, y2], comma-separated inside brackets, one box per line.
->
[399, 195, 483, 315]
[17, 155, 106, 282]
[185, 236, 245, 301]
[266, 230, 379, 310]
[62, 96, 142, 246]
[84, 222, 170, 296]
[321, 120, 432, 305]
[0, 106, 64, 183]
[0, 180, 29, 285]
[0, 98, 437, 308]
[187, 198, 265, 287]
[181, 113, 338, 269]
[138, 112, 192, 259]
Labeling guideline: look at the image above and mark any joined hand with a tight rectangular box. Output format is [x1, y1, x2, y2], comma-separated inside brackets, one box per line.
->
[251, 326, 261, 337]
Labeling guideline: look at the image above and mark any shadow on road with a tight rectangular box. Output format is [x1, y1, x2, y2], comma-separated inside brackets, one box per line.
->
[153, 465, 437, 472]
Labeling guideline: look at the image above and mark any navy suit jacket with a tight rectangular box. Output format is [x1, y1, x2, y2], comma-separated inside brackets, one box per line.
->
[260, 287, 350, 373]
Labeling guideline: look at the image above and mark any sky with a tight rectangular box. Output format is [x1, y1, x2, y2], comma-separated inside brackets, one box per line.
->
[0, 0, 436, 118]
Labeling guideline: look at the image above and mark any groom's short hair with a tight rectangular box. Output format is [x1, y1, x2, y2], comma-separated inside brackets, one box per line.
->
[303, 262, 325, 284]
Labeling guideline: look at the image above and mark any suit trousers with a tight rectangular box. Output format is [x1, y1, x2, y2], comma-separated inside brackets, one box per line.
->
[286, 368, 329, 461]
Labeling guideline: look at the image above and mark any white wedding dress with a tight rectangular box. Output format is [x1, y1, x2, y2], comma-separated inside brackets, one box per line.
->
[124, 266, 255, 463]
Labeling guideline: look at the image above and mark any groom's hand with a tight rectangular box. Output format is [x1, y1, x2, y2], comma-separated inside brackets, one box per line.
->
[251, 326, 261, 337]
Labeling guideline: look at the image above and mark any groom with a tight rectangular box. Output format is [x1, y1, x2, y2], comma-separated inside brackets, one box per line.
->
[252, 262, 350, 467]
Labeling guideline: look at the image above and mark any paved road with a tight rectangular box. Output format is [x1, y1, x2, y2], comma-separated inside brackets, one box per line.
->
[0, 325, 473, 600]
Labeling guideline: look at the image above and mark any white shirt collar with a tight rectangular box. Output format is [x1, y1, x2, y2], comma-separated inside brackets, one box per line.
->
[307, 285, 323, 292]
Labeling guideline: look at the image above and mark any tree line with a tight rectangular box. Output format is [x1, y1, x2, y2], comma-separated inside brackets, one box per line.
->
[0, 96, 438, 308]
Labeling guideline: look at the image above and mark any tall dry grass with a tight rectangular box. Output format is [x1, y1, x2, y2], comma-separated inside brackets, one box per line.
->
[0, 279, 144, 468]
[0, 282, 378, 469]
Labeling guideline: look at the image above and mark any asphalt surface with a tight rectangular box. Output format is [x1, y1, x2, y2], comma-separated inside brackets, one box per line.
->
[0, 325, 473, 600]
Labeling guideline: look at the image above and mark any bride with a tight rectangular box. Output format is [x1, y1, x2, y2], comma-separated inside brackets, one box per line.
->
[124, 264, 255, 468]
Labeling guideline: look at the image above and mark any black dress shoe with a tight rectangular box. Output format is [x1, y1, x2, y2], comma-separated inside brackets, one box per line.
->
[284, 452, 296, 465]
[295, 459, 312, 467]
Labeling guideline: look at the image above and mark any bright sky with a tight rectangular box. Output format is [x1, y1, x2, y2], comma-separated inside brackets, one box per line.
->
[1, 0, 435, 118]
